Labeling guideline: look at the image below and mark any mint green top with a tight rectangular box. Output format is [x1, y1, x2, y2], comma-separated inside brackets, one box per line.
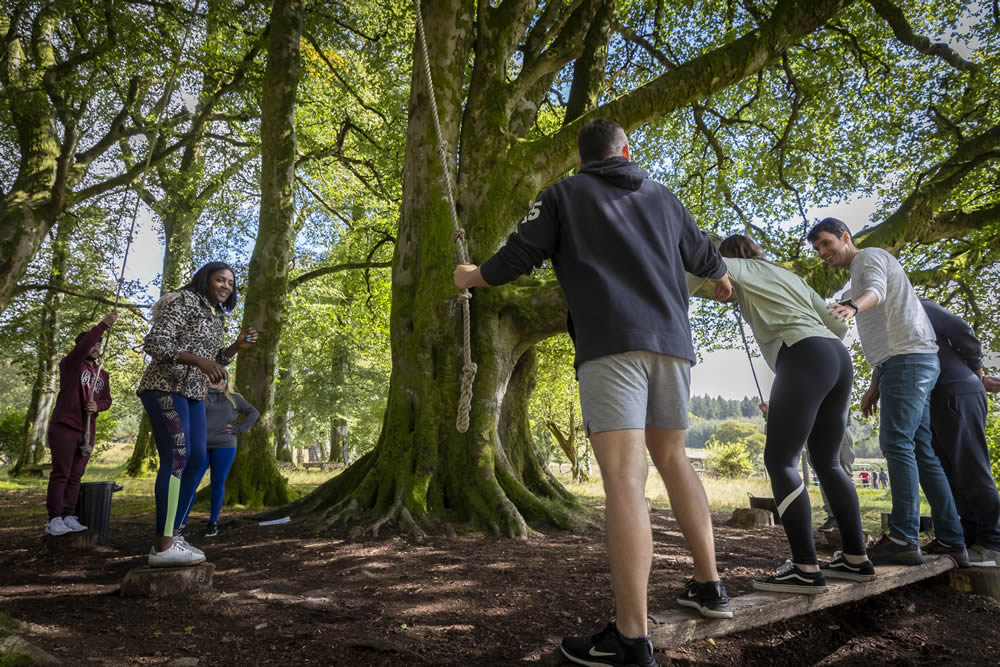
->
[689, 258, 848, 372]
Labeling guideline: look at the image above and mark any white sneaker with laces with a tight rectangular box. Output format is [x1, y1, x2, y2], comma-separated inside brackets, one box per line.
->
[62, 516, 88, 532]
[173, 535, 204, 557]
[148, 543, 205, 568]
[45, 516, 71, 536]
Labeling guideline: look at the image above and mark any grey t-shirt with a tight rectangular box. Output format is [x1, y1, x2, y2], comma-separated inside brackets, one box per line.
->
[849, 248, 937, 367]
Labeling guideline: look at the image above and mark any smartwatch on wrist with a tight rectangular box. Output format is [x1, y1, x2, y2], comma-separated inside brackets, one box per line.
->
[839, 299, 859, 313]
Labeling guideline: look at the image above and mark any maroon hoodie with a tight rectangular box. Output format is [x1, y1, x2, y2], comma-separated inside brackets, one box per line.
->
[50, 322, 112, 436]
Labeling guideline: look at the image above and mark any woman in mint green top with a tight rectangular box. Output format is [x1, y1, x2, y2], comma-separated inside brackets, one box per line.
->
[716, 235, 872, 594]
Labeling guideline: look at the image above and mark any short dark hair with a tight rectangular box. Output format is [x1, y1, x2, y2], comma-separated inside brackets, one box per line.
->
[75, 331, 89, 345]
[577, 119, 628, 164]
[183, 261, 238, 312]
[806, 217, 853, 244]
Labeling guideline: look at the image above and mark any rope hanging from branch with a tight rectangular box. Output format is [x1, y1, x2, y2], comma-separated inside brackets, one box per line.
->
[412, 0, 477, 433]
[82, 0, 204, 451]
[734, 306, 764, 405]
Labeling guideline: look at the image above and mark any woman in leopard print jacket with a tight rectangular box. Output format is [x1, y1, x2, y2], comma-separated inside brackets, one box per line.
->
[138, 261, 258, 568]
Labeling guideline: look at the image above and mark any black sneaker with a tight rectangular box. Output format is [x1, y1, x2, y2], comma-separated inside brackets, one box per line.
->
[753, 560, 827, 594]
[204, 522, 219, 538]
[922, 538, 970, 568]
[560, 622, 656, 667]
[821, 552, 876, 581]
[676, 579, 733, 618]
[868, 533, 924, 565]
[818, 517, 839, 533]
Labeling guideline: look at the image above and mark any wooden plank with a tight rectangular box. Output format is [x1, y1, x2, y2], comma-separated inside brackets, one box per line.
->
[649, 555, 956, 649]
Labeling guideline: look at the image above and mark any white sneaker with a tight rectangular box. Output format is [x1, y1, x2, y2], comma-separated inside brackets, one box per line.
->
[45, 517, 71, 536]
[62, 516, 88, 532]
[173, 535, 204, 557]
[148, 543, 206, 568]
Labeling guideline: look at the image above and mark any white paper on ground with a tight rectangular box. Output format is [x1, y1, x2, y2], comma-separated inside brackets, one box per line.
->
[258, 516, 291, 526]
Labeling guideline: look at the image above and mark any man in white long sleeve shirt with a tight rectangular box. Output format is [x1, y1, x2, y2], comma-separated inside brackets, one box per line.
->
[808, 217, 968, 568]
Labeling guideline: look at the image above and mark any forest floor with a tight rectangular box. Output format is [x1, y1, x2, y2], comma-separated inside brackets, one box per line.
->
[2, 481, 999, 666]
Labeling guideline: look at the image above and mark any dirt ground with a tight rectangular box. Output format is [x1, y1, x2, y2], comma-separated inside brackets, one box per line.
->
[2, 488, 999, 666]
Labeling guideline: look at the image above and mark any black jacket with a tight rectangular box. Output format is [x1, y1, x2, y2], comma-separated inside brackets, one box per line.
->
[480, 157, 725, 367]
[919, 298, 983, 389]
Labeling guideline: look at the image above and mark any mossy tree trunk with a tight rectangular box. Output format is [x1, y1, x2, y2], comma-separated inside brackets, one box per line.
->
[226, 0, 303, 508]
[328, 417, 349, 465]
[11, 219, 71, 475]
[277, 0, 854, 536]
[274, 363, 294, 463]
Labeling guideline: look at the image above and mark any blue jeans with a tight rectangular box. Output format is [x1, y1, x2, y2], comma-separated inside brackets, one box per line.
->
[140, 391, 206, 537]
[878, 353, 964, 546]
[178, 446, 237, 525]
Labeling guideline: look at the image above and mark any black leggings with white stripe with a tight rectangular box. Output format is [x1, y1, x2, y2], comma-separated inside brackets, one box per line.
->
[766, 336, 866, 564]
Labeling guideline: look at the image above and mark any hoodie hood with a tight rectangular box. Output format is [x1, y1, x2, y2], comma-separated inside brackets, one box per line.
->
[579, 156, 647, 191]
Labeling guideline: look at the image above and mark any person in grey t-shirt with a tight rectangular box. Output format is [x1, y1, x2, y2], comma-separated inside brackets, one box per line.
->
[808, 217, 967, 568]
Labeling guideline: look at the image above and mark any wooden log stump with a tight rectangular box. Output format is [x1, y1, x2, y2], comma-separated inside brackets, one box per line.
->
[822, 529, 877, 550]
[120, 562, 215, 598]
[726, 508, 774, 528]
[42, 531, 98, 553]
[942, 567, 1000, 600]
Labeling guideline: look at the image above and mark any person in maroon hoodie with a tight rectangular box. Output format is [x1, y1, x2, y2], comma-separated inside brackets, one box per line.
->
[44, 310, 117, 536]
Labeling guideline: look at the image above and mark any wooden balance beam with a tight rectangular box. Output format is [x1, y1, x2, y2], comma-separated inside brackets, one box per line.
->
[649, 555, 956, 649]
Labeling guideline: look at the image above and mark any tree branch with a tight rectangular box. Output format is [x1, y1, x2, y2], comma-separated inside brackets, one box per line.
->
[289, 260, 392, 291]
[526, 0, 853, 186]
[855, 121, 1000, 252]
[867, 0, 980, 73]
[14, 282, 152, 315]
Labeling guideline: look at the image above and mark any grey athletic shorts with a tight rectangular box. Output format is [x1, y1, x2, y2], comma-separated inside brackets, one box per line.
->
[577, 350, 691, 434]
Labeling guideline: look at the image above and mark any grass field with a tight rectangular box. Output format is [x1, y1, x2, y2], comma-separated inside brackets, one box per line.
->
[1, 444, 926, 534]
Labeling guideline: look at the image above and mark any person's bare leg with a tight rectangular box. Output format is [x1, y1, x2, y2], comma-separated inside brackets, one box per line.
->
[647, 426, 719, 583]
[590, 428, 651, 638]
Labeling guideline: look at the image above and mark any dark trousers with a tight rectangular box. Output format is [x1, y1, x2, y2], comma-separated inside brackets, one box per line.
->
[46, 422, 90, 519]
[766, 337, 866, 563]
[930, 383, 1000, 551]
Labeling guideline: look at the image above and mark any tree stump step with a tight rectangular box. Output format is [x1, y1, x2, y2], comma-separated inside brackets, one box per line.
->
[942, 566, 1000, 600]
[42, 531, 98, 553]
[120, 562, 215, 598]
[726, 508, 774, 528]
[822, 529, 877, 550]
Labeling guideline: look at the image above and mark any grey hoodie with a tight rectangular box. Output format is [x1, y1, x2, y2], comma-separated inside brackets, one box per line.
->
[480, 156, 725, 367]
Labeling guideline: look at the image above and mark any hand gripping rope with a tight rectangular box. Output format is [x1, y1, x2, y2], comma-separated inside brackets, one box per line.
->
[82, 0, 204, 452]
[412, 1, 477, 433]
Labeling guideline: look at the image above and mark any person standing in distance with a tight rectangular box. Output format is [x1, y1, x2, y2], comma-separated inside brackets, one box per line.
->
[455, 119, 734, 667]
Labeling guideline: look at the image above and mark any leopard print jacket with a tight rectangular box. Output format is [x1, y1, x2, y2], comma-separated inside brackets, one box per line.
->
[136, 289, 232, 400]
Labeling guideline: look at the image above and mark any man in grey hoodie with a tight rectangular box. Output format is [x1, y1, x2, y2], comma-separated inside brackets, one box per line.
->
[455, 119, 733, 667]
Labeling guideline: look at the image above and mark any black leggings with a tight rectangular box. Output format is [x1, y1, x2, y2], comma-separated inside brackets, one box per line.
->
[766, 336, 865, 564]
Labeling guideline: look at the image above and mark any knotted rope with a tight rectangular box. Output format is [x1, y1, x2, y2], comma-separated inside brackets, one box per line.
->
[412, 1, 477, 433]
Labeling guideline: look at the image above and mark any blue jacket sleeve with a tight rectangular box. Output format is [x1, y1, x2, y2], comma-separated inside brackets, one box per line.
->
[479, 189, 559, 286]
[929, 303, 984, 372]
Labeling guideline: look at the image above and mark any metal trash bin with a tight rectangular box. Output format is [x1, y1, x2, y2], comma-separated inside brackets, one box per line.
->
[748, 494, 782, 525]
[74, 481, 122, 544]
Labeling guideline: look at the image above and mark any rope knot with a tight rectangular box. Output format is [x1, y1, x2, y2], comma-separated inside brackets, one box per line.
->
[456, 289, 472, 303]
[452, 228, 465, 245]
